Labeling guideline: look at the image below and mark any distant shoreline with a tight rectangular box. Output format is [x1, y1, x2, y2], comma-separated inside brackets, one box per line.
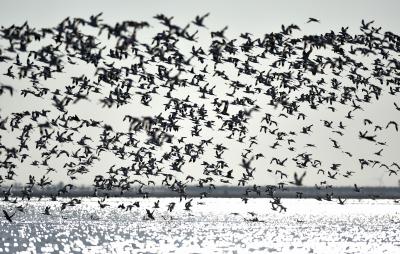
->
[1, 186, 400, 199]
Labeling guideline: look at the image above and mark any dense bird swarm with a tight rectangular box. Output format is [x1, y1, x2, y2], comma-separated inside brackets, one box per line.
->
[0, 13, 400, 220]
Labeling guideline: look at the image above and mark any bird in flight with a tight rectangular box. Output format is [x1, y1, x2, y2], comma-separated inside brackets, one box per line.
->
[3, 209, 16, 223]
[192, 13, 210, 27]
[307, 17, 320, 23]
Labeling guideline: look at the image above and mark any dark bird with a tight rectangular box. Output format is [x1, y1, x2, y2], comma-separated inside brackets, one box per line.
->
[292, 171, 306, 186]
[146, 209, 155, 220]
[0, 84, 13, 96]
[394, 102, 400, 111]
[3, 210, 16, 223]
[43, 206, 51, 215]
[386, 121, 398, 131]
[307, 17, 320, 23]
[192, 13, 210, 27]
[338, 197, 346, 205]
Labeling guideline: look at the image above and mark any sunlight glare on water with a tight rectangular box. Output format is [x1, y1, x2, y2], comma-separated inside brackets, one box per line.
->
[1, 198, 400, 253]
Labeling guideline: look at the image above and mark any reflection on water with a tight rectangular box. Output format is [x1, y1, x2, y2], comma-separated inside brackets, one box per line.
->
[1, 198, 400, 253]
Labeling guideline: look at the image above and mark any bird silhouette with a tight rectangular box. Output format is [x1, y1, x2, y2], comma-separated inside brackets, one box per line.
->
[3, 209, 16, 223]
[307, 17, 320, 23]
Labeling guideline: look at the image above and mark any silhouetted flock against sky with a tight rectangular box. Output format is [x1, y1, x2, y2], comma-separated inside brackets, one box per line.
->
[0, 0, 400, 216]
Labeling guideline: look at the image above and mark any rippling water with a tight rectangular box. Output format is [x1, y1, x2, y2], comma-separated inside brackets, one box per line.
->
[1, 198, 400, 253]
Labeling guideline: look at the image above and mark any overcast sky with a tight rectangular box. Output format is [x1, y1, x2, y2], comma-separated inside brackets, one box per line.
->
[0, 0, 399, 35]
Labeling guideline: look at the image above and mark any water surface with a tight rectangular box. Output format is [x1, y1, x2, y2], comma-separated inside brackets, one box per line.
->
[1, 198, 399, 253]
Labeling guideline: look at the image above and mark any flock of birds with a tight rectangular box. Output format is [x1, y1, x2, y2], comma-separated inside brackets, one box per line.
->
[0, 13, 400, 222]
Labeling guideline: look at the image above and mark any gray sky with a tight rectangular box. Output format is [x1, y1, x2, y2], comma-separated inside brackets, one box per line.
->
[0, 0, 400, 188]
[1, 0, 399, 35]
